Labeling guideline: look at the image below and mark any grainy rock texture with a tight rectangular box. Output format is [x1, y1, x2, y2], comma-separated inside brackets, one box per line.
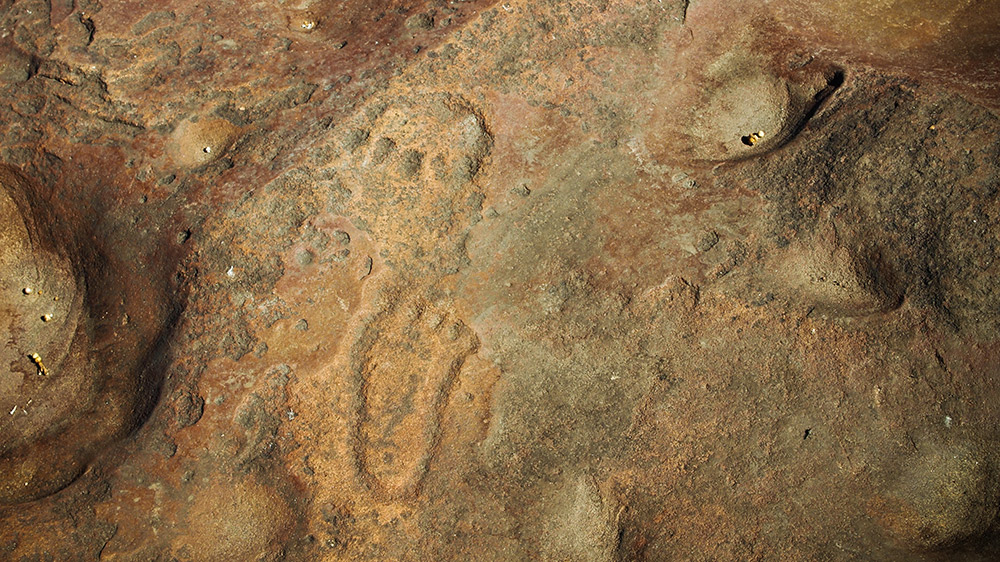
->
[0, 0, 999, 560]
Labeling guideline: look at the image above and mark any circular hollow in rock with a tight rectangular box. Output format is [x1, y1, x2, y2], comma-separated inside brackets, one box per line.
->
[0, 165, 174, 505]
[167, 115, 241, 169]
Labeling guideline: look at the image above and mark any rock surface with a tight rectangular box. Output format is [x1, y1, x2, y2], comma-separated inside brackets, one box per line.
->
[0, 0, 999, 560]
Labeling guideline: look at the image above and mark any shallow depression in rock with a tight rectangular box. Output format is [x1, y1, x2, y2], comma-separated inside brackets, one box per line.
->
[0, 164, 178, 505]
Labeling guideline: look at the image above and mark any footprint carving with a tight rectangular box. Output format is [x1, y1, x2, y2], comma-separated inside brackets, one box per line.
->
[347, 287, 479, 499]
[322, 93, 490, 496]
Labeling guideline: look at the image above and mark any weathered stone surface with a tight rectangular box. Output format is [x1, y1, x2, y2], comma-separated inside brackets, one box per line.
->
[0, 0, 999, 560]
[761, 0, 1000, 107]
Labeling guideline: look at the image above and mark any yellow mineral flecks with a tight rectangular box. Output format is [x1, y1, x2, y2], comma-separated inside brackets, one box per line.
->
[286, 9, 321, 34]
